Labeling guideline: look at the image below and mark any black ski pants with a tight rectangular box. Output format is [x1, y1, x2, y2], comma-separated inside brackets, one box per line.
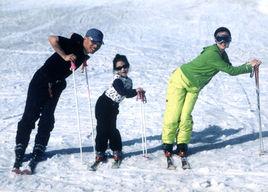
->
[16, 69, 66, 150]
[95, 94, 122, 152]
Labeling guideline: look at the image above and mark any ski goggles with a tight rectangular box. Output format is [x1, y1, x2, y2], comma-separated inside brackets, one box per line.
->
[215, 35, 232, 44]
[115, 64, 129, 70]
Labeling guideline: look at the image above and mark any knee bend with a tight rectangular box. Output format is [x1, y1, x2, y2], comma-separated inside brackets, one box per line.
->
[164, 121, 179, 130]
[38, 118, 55, 132]
[180, 115, 193, 124]
[18, 119, 35, 130]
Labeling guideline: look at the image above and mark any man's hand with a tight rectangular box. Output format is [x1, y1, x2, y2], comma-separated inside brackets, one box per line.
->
[64, 54, 77, 63]
[249, 59, 262, 67]
[70, 62, 76, 71]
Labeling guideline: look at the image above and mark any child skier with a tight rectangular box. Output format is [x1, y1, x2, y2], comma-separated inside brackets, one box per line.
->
[93, 54, 145, 168]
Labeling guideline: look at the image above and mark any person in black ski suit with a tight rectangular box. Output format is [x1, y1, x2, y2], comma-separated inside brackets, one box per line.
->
[12, 28, 104, 173]
[94, 54, 145, 161]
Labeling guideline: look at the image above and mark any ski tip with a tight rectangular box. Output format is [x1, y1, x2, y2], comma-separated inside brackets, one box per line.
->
[167, 165, 177, 170]
[11, 168, 22, 175]
[111, 165, 120, 169]
[88, 167, 97, 171]
[11, 167, 33, 175]
[87, 163, 98, 171]
[181, 160, 191, 170]
[21, 169, 33, 175]
[111, 160, 122, 169]
[182, 165, 191, 170]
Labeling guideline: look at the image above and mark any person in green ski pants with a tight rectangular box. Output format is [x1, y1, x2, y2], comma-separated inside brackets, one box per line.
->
[162, 27, 262, 158]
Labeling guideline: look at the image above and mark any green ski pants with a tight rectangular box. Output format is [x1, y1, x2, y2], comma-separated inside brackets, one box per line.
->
[162, 68, 199, 144]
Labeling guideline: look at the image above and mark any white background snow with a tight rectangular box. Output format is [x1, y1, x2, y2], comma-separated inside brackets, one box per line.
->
[0, 0, 268, 191]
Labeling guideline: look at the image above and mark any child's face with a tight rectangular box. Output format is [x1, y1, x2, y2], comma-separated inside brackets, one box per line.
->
[115, 61, 129, 77]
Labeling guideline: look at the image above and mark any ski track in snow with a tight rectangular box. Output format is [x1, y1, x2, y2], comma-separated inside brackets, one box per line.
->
[1, 0, 268, 191]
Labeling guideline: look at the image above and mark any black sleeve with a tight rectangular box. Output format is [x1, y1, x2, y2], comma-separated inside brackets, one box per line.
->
[58, 36, 74, 54]
[58, 34, 83, 54]
[113, 79, 137, 98]
[70, 33, 84, 44]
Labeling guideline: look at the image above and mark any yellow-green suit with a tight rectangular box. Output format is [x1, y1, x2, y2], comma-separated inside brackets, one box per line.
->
[162, 44, 252, 145]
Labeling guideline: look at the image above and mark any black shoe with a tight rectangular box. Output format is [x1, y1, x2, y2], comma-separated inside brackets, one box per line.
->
[13, 144, 26, 169]
[27, 158, 39, 173]
[113, 151, 123, 161]
[32, 144, 46, 162]
[162, 143, 173, 157]
[176, 143, 188, 157]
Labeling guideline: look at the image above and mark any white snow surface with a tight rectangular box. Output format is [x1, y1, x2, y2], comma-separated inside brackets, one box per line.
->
[1, 0, 268, 191]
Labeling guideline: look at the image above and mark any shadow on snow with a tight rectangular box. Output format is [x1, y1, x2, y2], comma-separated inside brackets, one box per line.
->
[24, 125, 268, 161]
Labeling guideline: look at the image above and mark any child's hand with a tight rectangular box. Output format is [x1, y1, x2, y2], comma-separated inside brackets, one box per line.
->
[136, 87, 144, 93]
[136, 88, 147, 103]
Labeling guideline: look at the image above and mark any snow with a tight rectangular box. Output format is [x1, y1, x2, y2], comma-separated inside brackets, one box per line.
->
[0, 0, 268, 191]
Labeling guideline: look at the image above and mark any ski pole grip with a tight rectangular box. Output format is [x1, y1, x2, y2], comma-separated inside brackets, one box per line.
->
[70, 62, 77, 71]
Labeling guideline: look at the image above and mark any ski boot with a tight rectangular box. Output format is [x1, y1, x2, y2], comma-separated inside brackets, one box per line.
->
[95, 151, 107, 162]
[112, 151, 122, 169]
[176, 143, 188, 157]
[163, 144, 176, 170]
[113, 150, 123, 161]
[12, 144, 26, 174]
[22, 144, 46, 175]
[88, 152, 107, 171]
[163, 143, 173, 157]
[176, 143, 190, 169]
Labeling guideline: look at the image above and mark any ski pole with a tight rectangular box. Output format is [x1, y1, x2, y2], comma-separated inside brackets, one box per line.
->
[253, 66, 264, 155]
[71, 62, 83, 163]
[138, 91, 148, 157]
[140, 102, 148, 157]
[84, 65, 96, 154]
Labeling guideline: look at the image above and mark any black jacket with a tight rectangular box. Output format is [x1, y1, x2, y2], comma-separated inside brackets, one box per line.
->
[39, 33, 89, 81]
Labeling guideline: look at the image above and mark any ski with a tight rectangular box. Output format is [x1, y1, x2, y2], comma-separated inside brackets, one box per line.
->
[88, 160, 103, 171]
[20, 159, 39, 175]
[21, 167, 32, 175]
[111, 159, 122, 169]
[11, 167, 22, 175]
[11, 159, 39, 175]
[181, 157, 191, 169]
[166, 156, 176, 170]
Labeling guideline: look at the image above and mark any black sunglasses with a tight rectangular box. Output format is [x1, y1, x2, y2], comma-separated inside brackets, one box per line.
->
[215, 35, 232, 43]
[115, 65, 128, 70]
[89, 37, 103, 46]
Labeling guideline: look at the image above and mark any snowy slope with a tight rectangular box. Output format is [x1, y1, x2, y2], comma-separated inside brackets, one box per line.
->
[0, 0, 268, 191]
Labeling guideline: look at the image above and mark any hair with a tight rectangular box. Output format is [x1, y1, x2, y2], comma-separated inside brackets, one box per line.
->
[214, 27, 231, 37]
[113, 54, 130, 70]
